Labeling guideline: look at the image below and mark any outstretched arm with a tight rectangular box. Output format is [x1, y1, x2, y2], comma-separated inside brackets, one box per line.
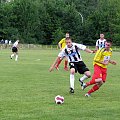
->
[49, 57, 61, 72]
[94, 60, 109, 65]
[109, 60, 117, 65]
[84, 48, 95, 53]
[58, 43, 62, 51]
[95, 46, 99, 51]
[94, 60, 117, 65]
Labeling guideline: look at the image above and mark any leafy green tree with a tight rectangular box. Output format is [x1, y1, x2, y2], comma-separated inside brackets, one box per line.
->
[0, 0, 120, 45]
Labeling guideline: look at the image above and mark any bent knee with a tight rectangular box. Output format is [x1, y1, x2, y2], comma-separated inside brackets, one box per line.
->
[97, 80, 103, 86]
[87, 74, 91, 78]
[95, 78, 102, 82]
[85, 71, 91, 78]
[70, 68, 75, 74]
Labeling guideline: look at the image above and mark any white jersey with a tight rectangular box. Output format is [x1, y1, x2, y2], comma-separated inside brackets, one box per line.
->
[58, 43, 86, 63]
[13, 41, 18, 47]
[5, 40, 8, 44]
[96, 39, 106, 49]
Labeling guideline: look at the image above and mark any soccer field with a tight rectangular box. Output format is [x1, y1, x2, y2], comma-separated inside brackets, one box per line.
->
[0, 49, 120, 120]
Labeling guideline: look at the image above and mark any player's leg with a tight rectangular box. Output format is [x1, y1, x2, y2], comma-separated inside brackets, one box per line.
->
[11, 52, 15, 59]
[11, 50, 15, 59]
[14, 47, 18, 61]
[102, 68, 107, 83]
[15, 52, 18, 61]
[84, 65, 104, 96]
[69, 62, 77, 93]
[79, 71, 91, 85]
[85, 81, 103, 97]
[77, 61, 91, 86]
[55, 57, 63, 70]
[85, 65, 101, 86]
[86, 68, 107, 96]
[11, 47, 15, 59]
[70, 67, 75, 93]
[81, 65, 100, 90]
[64, 57, 69, 71]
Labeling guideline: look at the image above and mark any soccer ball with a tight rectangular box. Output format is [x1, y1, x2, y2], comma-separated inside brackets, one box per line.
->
[55, 95, 64, 104]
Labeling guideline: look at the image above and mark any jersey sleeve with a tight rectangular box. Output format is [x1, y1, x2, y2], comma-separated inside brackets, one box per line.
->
[75, 43, 86, 50]
[96, 40, 99, 46]
[59, 38, 65, 44]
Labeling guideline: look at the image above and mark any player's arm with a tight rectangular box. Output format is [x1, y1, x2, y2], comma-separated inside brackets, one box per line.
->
[58, 43, 62, 51]
[58, 39, 64, 51]
[94, 60, 109, 65]
[96, 46, 99, 51]
[49, 57, 61, 72]
[76, 43, 95, 53]
[97, 59, 117, 65]
[109, 60, 117, 65]
[95, 40, 99, 51]
[84, 48, 95, 53]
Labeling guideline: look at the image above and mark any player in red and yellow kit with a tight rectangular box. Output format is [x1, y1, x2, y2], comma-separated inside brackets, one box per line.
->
[55, 33, 69, 71]
[82, 39, 117, 97]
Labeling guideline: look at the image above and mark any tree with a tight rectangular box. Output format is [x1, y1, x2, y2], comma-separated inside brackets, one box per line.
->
[0, 0, 120, 45]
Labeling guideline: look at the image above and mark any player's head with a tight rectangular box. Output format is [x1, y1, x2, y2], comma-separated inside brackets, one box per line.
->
[65, 37, 72, 48]
[17, 40, 19, 42]
[105, 39, 112, 49]
[100, 33, 104, 39]
[65, 32, 70, 38]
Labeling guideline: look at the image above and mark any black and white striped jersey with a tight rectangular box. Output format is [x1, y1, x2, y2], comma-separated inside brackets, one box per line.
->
[96, 39, 106, 49]
[58, 43, 86, 63]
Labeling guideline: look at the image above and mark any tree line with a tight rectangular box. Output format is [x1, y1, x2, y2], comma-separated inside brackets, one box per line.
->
[0, 0, 120, 45]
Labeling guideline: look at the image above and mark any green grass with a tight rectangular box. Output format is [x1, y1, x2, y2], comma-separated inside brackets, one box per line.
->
[0, 49, 120, 120]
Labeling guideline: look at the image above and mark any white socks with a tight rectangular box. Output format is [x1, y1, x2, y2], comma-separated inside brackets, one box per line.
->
[11, 54, 14, 58]
[15, 55, 18, 61]
[11, 54, 18, 61]
[70, 74, 88, 90]
[70, 74, 75, 89]
[80, 74, 88, 82]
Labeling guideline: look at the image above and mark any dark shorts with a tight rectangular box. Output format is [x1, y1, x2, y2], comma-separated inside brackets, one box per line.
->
[69, 61, 89, 74]
[12, 47, 18, 52]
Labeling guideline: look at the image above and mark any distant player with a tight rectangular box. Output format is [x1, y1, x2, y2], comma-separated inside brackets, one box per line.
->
[96, 33, 106, 50]
[10, 40, 19, 61]
[82, 39, 117, 97]
[49, 37, 94, 93]
[55, 33, 69, 71]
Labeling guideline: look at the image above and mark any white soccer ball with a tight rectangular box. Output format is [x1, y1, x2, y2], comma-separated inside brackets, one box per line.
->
[55, 95, 64, 104]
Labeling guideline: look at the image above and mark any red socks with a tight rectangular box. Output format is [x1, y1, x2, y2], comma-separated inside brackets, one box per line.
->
[88, 85, 99, 94]
[86, 79, 96, 86]
[64, 60, 68, 68]
[56, 59, 62, 68]
[56, 59, 68, 70]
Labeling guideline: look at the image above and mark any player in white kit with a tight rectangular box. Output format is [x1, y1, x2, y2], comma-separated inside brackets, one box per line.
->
[10, 40, 19, 61]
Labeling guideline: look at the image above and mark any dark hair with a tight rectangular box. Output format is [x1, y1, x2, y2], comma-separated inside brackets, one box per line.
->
[106, 38, 112, 43]
[66, 32, 69, 34]
[65, 37, 71, 41]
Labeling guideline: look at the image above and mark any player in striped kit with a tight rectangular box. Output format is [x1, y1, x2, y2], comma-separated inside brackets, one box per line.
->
[96, 33, 106, 50]
[49, 37, 94, 93]
[10, 40, 19, 61]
